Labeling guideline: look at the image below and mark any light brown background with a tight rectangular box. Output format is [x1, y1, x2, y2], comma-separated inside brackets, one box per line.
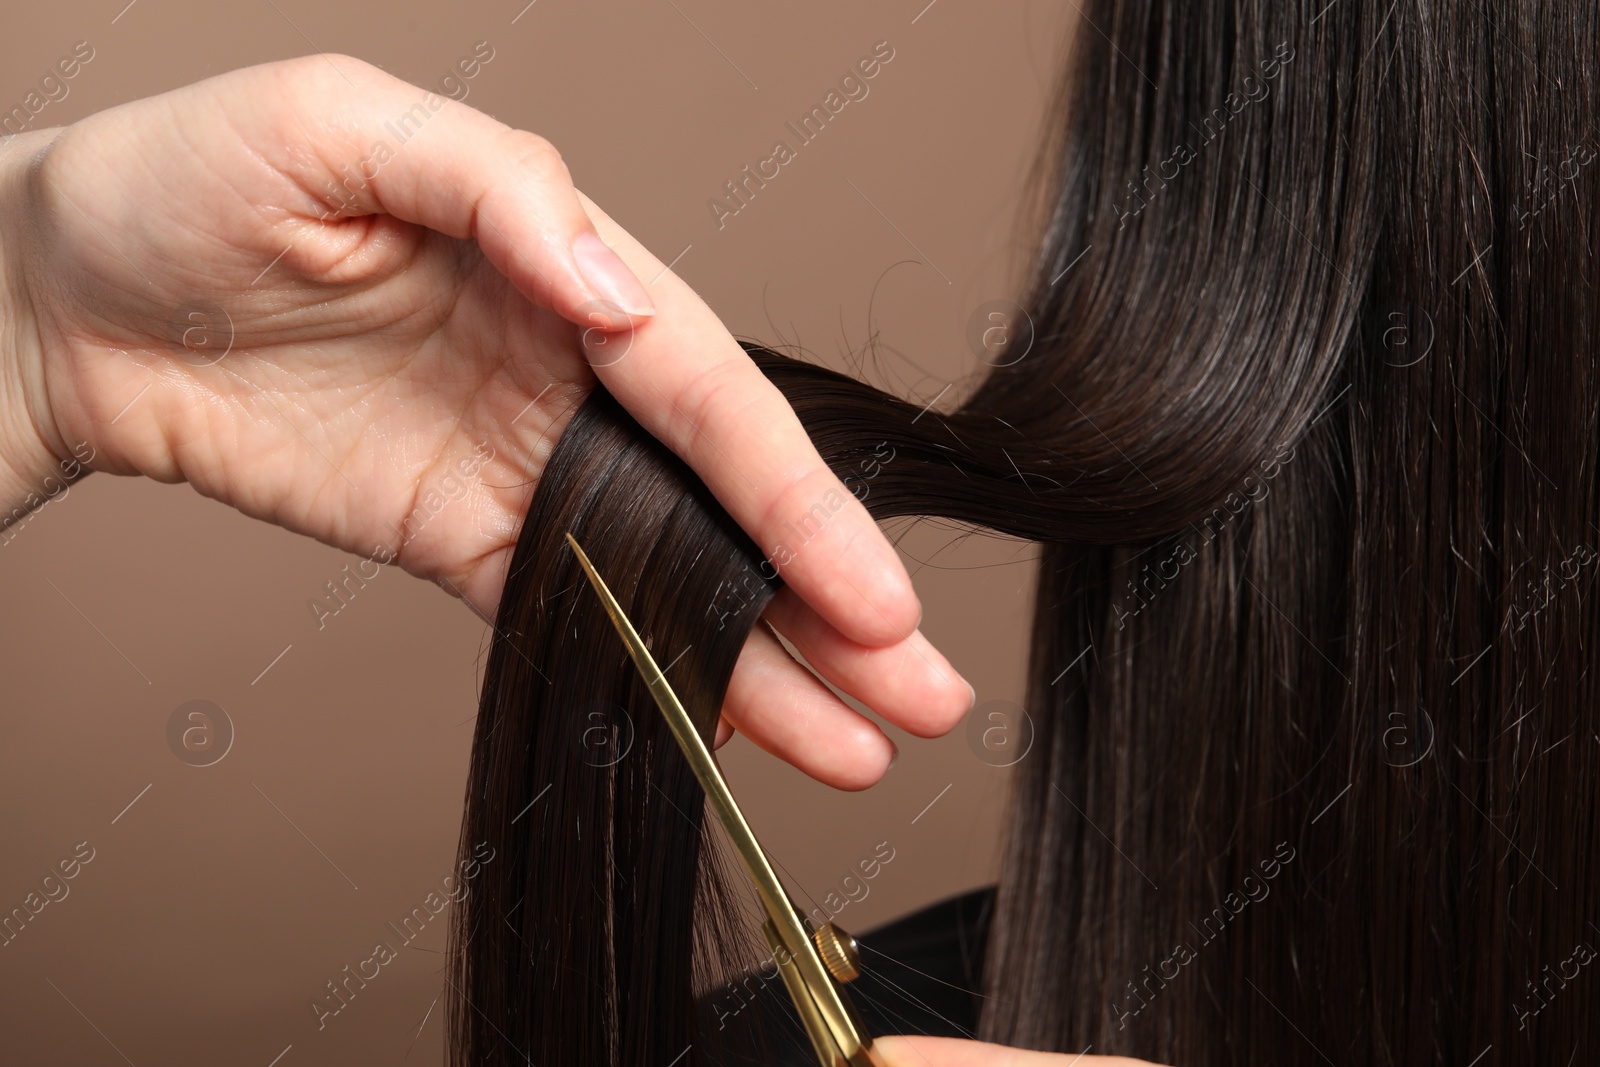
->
[0, 1, 1075, 1063]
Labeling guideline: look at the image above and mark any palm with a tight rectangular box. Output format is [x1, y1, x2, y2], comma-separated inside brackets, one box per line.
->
[27, 65, 597, 615]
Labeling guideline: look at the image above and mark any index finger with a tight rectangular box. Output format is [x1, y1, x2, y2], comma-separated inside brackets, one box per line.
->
[572, 192, 920, 649]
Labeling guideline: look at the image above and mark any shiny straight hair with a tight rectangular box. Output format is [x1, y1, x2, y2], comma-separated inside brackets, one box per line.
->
[448, 1, 1600, 1064]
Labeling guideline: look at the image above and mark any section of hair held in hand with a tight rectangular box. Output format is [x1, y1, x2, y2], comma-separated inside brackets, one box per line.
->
[443, 381, 783, 1067]
[448, 2, 1599, 1066]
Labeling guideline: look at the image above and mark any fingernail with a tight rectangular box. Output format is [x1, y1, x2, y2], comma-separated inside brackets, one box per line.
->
[965, 680, 977, 710]
[572, 232, 657, 317]
[886, 740, 900, 771]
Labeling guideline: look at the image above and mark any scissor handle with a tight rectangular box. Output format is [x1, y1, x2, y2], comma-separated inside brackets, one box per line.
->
[762, 919, 884, 1067]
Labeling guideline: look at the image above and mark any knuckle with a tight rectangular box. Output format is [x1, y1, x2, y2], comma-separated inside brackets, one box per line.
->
[278, 53, 376, 91]
[270, 54, 403, 116]
[505, 129, 569, 180]
[755, 465, 836, 555]
[676, 358, 760, 453]
[320, 52, 375, 75]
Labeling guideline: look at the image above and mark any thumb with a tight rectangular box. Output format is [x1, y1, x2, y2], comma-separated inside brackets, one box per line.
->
[874, 1035, 1169, 1067]
[227, 54, 656, 328]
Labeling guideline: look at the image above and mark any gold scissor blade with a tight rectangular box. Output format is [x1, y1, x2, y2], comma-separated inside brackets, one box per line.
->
[564, 532, 881, 1066]
[563, 532, 725, 804]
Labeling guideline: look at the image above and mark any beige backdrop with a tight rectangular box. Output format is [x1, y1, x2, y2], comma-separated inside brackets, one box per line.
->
[0, 1, 1075, 1063]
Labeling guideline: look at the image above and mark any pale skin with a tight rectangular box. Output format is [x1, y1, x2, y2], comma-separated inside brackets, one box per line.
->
[876, 1037, 1164, 1067]
[0, 57, 1157, 1064]
[0, 54, 973, 791]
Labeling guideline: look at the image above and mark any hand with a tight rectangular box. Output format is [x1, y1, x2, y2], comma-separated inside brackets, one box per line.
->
[875, 1035, 1169, 1067]
[0, 55, 974, 788]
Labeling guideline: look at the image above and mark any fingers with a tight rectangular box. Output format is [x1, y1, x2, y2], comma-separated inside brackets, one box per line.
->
[237, 55, 654, 326]
[874, 1036, 1170, 1067]
[763, 587, 974, 738]
[180, 58, 941, 668]
[200, 57, 929, 656]
[721, 623, 895, 791]
[571, 190, 929, 652]
[716, 586, 976, 788]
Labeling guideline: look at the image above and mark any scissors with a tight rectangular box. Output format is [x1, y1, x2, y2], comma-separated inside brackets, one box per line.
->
[566, 532, 884, 1067]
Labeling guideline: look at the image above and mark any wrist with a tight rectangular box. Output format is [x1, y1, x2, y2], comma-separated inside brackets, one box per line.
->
[0, 127, 78, 532]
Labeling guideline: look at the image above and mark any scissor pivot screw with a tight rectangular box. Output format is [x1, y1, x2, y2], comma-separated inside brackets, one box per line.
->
[814, 924, 862, 983]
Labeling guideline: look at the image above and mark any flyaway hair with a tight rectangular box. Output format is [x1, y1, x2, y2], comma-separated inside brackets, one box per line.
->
[450, 1, 1600, 1064]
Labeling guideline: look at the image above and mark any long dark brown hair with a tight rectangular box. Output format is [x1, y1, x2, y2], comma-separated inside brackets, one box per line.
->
[448, 1, 1600, 1064]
